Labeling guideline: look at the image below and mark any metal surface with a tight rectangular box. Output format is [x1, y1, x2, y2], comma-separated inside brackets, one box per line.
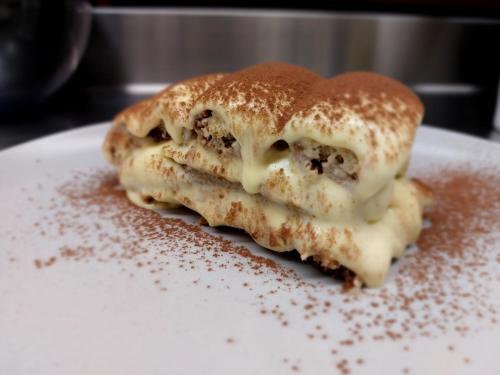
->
[78, 8, 500, 86]
[1, 7, 500, 149]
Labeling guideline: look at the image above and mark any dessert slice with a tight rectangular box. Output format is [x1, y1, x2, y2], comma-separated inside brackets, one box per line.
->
[103, 62, 432, 287]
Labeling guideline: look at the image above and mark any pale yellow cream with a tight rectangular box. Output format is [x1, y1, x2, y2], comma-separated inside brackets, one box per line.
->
[118, 142, 424, 287]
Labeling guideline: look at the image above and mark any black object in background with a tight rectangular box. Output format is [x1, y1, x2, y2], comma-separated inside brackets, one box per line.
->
[0, 0, 91, 112]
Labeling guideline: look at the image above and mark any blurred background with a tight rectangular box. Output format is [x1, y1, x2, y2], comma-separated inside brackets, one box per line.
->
[1, 0, 500, 149]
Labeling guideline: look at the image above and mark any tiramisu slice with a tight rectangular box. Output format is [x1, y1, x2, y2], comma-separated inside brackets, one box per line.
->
[103, 62, 432, 287]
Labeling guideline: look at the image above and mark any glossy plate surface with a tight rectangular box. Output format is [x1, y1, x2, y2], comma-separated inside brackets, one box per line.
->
[1, 124, 499, 375]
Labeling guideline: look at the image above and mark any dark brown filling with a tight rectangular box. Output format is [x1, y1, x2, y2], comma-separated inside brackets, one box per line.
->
[194, 110, 213, 131]
[148, 123, 171, 142]
[271, 140, 290, 151]
[221, 135, 237, 148]
[193, 110, 239, 156]
[308, 159, 358, 181]
[309, 159, 324, 174]
[193, 110, 212, 144]
[142, 195, 155, 204]
[306, 146, 358, 181]
[293, 140, 359, 183]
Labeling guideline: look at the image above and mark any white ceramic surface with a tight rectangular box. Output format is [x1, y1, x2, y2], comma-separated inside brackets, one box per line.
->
[1, 124, 499, 375]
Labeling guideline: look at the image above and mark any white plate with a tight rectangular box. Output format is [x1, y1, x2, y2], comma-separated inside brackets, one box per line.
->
[1, 123, 500, 375]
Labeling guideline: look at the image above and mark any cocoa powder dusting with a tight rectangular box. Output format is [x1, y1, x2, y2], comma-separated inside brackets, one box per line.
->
[24, 165, 500, 374]
[189, 63, 422, 145]
[199, 62, 322, 133]
[294, 72, 423, 133]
